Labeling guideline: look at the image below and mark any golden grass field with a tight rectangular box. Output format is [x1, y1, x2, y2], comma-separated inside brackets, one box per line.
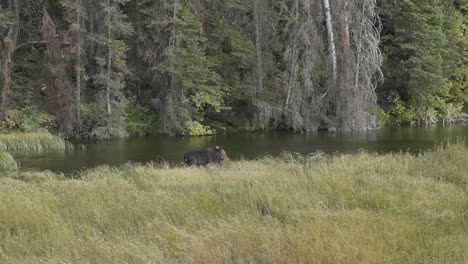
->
[0, 142, 466, 263]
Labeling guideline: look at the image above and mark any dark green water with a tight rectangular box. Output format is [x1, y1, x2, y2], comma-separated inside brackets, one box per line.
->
[11, 124, 468, 173]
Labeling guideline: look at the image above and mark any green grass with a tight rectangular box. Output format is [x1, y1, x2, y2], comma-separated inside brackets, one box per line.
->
[0, 152, 18, 171]
[0, 143, 466, 263]
[0, 132, 72, 151]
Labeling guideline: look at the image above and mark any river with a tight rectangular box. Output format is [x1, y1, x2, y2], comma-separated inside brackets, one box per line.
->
[11, 124, 468, 173]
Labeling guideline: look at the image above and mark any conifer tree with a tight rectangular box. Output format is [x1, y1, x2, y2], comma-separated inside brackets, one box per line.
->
[140, 0, 223, 134]
[390, 0, 447, 122]
[92, 0, 133, 137]
[61, 0, 87, 129]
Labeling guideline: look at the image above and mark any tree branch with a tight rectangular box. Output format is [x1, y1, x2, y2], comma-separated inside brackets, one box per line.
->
[14, 40, 48, 52]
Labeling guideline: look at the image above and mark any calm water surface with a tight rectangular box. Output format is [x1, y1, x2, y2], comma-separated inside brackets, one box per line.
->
[12, 124, 468, 173]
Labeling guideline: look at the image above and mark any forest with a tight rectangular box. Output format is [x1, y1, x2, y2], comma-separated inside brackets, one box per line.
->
[0, 0, 466, 138]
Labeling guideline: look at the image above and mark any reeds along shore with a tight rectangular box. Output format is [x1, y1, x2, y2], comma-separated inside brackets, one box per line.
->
[0, 143, 466, 263]
[0, 132, 72, 152]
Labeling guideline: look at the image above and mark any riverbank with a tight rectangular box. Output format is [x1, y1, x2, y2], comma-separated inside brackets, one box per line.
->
[0, 143, 466, 263]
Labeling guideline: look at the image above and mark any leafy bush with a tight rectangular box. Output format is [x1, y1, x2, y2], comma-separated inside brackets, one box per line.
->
[79, 104, 129, 139]
[440, 103, 466, 124]
[386, 91, 416, 124]
[182, 121, 215, 136]
[126, 103, 159, 136]
[386, 91, 468, 125]
[0, 106, 55, 133]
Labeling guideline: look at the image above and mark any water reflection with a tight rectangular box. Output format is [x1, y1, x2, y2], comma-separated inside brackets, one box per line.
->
[11, 124, 468, 173]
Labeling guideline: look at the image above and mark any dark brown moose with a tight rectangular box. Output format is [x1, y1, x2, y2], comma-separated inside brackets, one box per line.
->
[184, 146, 229, 166]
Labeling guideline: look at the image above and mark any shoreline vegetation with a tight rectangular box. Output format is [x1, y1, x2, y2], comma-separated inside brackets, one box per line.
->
[0, 142, 466, 263]
[0, 132, 73, 152]
[1, 1, 466, 139]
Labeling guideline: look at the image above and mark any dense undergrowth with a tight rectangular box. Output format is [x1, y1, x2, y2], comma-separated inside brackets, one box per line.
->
[0, 143, 466, 263]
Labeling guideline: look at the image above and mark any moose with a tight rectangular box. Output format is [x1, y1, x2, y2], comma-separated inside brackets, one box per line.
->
[184, 146, 230, 166]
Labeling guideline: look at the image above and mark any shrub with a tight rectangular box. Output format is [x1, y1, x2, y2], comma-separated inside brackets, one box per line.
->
[182, 121, 215, 136]
[0, 106, 55, 133]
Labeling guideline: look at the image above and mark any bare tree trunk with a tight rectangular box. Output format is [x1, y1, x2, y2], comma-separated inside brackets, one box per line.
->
[193, 0, 204, 34]
[1, 0, 18, 116]
[76, 42, 82, 124]
[343, 0, 350, 48]
[12, 0, 20, 46]
[354, 2, 365, 89]
[42, 10, 76, 137]
[284, 42, 296, 109]
[284, 0, 299, 109]
[76, 0, 82, 126]
[135, 1, 142, 55]
[0, 31, 14, 117]
[106, 0, 112, 116]
[254, 0, 263, 97]
[323, 0, 337, 84]
[171, 0, 178, 100]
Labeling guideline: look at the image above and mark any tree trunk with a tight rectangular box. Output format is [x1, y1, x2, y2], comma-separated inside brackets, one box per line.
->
[193, 0, 204, 34]
[42, 10, 76, 137]
[171, 0, 178, 99]
[254, 0, 263, 97]
[76, 44, 82, 124]
[285, 0, 299, 109]
[106, 0, 112, 116]
[0, 31, 14, 117]
[76, 0, 82, 126]
[284, 43, 296, 109]
[343, 0, 350, 48]
[323, 0, 337, 84]
[354, 2, 365, 89]
[12, 0, 20, 46]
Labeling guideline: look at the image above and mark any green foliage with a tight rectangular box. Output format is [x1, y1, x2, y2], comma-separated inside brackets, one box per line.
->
[439, 102, 466, 123]
[181, 121, 214, 136]
[396, 0, 446, 105]
[205, 22, 256, 102]
[0, 8, 15, 29]
[125, 102, 159, 136]
[442, 2, 468, 109]
[2, 0, 467, 137]
[386, 91, 416, 124]
[379, 0, 467, 124]
[79, 104, 128, 139]
[385, 91, 467, 125]
[79, 104, 102, 136]
[0, 106, 55, 133]
[0, 152, 17, 171]
[377, 108, 389, 127]
[159, 2, 224, 112]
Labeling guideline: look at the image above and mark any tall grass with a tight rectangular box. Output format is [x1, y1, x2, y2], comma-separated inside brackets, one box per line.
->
[0, 152, 18, 171]
[0, 143, 466, 263]
[0, 132, 72, 151]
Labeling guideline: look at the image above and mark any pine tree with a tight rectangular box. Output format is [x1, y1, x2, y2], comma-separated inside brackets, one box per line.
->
[390, 0, 447, 122]
[61, 0, 88, 129]
[140, 0, 223, 135]
[441, 0, 467, 118]
[92, 0, 133, 137]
